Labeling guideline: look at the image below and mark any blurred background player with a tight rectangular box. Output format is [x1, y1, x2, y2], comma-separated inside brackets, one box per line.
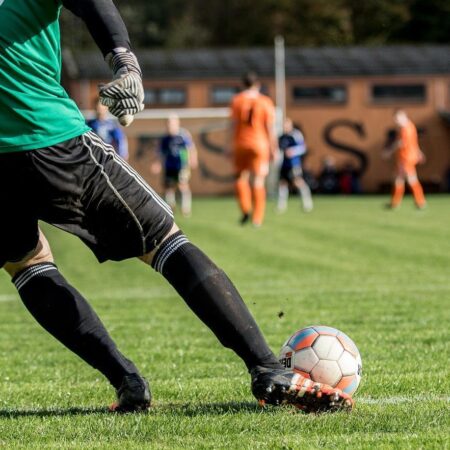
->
[87, 99, 129, 160]
[384, 110, 426, 209]
[230, 72, 277, 227]
[157, 114, 198, 217]
[277, 118, 313, 213]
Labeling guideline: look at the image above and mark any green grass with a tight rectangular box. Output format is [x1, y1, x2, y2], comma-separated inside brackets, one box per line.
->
[0, 195, 449, 449]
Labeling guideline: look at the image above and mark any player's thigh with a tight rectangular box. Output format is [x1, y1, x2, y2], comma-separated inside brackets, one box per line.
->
[3, 230, 53, 278]
[233, 150, 250, 175]
[251, 155, 270, 179]
[234, 148, 268, 178]
[178, 168, 191, 186]
[403, 164, 418, 182]
[164, 169, 179, 189]
[33, 132, 175, 262]
[0, 152, 41, 269]
[396, 161, 412, 179]
[0, 217, 40, 271]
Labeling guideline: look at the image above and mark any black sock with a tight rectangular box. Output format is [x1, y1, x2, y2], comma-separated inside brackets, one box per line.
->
[12, 263, 139, 389]
[152, 232, 282, 371]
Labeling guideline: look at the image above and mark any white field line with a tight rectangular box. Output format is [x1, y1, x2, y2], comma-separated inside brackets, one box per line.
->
[0, 295, 16, 302]
[358, 396, 450, 405]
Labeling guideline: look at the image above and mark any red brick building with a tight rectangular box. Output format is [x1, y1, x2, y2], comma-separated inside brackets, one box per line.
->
[65, 46, 450, 194]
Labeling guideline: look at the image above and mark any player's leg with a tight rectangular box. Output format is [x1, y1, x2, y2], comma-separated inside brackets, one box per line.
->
[277, 179, 289, 213]
[165, 188, 176, 210]
[140, 225, 353, 412]
[178, 183, 192, 217]
[43, 132, 352, 412]
[250, 156, 269, 227]
[139, 222, 281, 370]
[405, 166, 426, 208]
[235, 170, 252, 224]
[163, 169, 177, 210]
[293, 171, 313, 212]
[165, 189, 176, 210]
[390, 164, 406, 208]
[234, 150, 252, 224]
[3, 231, 149, 412]
[178, 170, 192, 217]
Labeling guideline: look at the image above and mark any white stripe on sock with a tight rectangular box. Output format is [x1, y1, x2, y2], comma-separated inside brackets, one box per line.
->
[14, 265, 57, 291]
[157, 238, 189, 273]
[154, 236, 189, 273]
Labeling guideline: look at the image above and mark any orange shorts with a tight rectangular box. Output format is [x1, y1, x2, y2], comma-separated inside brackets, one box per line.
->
[233, 147, 269, 176]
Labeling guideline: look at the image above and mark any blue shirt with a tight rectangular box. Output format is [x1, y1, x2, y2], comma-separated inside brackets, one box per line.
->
[279, 130, 306, 170]
[160, 130, 192, 171]
[87, 118, 128, 159]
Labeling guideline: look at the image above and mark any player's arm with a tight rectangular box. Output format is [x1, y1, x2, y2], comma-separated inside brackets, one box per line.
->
[62, 0, 144, 126]
[395, 126, 408, 151]
[286, 131, 306, 159]
[184, 131, 198, 170]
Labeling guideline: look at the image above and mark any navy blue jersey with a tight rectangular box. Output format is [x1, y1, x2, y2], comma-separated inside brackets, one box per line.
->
[87, 118, 128, 159]
[160, 130, 192, 171]
[279, 130, 306, 170]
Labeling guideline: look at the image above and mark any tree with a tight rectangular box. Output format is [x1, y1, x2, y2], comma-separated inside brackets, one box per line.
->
[394, 0, 450, 43]
[59, 0, 449, 51]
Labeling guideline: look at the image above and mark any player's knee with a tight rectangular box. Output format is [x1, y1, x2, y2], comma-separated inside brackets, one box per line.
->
[253, 175, 265, 188]
[407, 174, 418, 184]
[3, 232, 54, 278]
[236, 171, 250, 182]
[139, 223, 180, 266]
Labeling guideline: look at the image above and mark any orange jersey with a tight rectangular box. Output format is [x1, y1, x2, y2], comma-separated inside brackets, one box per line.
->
[231, 90, 275, 153]
[397, 121, 420, 166]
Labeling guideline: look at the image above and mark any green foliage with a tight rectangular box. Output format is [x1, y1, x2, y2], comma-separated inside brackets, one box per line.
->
[60, 0, 450, 50]
[0, 196, 449, 448]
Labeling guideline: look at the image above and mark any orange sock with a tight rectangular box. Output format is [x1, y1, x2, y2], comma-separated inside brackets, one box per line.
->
[252, 186, 266, 226]
[235, 178, 252, 214]
[410, 181, 426, 207]
[391, 182, 405, 207]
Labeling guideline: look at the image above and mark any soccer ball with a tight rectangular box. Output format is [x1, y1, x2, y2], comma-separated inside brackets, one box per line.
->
[279, 325, 362, 395]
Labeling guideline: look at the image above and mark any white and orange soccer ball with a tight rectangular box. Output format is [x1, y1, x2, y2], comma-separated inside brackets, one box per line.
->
[279, 325, 362, 395]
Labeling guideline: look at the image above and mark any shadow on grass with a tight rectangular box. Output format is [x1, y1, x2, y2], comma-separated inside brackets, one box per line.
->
[0, 406, 108, 418]
[0, 402, 271, 419]
[154, 401, 275, 417]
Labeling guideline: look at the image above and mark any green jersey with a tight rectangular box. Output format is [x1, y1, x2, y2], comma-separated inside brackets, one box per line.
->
[0, 0, 89, 153]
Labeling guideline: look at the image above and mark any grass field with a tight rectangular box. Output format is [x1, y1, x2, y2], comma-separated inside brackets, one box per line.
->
[0, 195, 449, 449]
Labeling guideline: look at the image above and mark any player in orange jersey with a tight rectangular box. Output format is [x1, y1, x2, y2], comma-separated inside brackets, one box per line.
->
[230, 72, 277, 226]
[385, 110, 426, 209]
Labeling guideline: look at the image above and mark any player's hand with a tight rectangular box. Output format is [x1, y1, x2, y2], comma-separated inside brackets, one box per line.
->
[151, 161, 162, 175]
[417, 150, 426, 165]
[99, 48, 144, 127]
[269, 147, 278, 162]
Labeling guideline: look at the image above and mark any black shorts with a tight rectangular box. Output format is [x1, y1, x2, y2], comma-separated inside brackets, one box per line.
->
[280, 165, 303, 183]
[164, 167, 190, 188]
[0, 131, 174, 266]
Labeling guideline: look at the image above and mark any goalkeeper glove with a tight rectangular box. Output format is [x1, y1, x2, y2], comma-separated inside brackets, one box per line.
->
[99, 48, 144, 126]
